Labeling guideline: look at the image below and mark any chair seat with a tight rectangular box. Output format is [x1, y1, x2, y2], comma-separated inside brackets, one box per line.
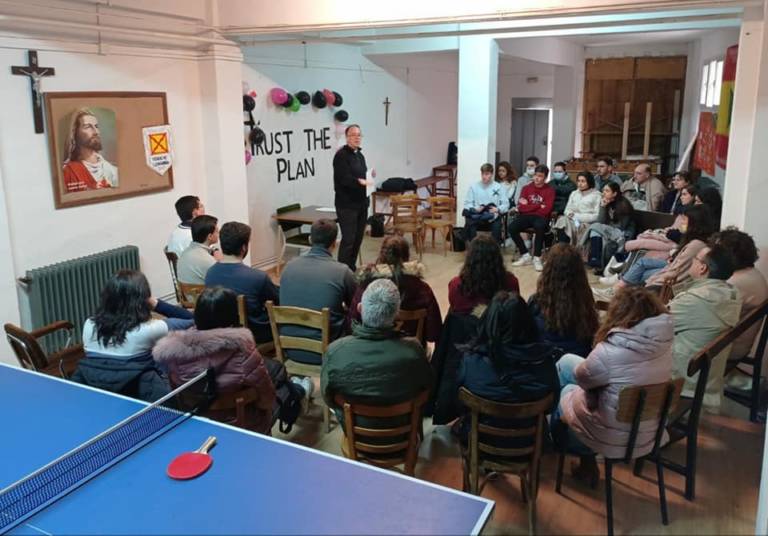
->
[423, 218, 454, 228]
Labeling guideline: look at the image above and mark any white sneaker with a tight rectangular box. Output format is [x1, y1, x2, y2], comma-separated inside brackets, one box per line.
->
[599, 274, 619, 285]
[512, 253, 533, 266]
[291, 376, 314, 399]
[592, 286, 616, 301]
[533, 257, 544, 272]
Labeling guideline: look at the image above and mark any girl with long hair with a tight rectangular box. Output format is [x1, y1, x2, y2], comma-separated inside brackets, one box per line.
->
[580, 181, 636, 270]
[552, 171, 601, 245]
[661, 171, 695, 215]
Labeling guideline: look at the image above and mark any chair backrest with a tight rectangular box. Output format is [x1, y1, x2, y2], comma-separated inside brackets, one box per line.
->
[4, 323, 48, 371]
[163, 247, 183, 303]
[178, 282, 206, 309]
[427, 196, 455, 220]
[391, 194, 421, 227]
[237, 294, 248, 328]
[615, 379, 684, 462]
[394, 308, 427, 345]
[335, 390, 429, 475]
[170, 372, 259, 429]
[265, 301, 331, 362]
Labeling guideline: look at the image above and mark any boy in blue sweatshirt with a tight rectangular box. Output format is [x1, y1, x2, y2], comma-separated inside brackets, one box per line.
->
[463, 163, 509, 243]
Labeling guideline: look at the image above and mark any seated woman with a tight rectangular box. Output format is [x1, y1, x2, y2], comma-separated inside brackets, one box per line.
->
[615, 204, 714, 291]
[448, 235, 520, 314]
[696, 187, 723, 230]
[661, 171, 695, 215]
[528, 244, 599, 356]
[457, 291, 560, 446]
[71, 270, 194, 402]
[153, 287, 277, 434]
[552, 171, 601, 246]
[579, 182, 635, 271]
[349, 235, 442, 344]
[554, 287, 673, 485]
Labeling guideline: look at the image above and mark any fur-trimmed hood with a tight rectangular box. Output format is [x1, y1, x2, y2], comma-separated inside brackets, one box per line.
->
[357, 260, 425, 283]
[153, 327, 255, 366]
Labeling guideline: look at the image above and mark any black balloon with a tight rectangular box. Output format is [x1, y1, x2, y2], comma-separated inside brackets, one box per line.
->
[249, 127, 265, 146]
[334, 110, 349, 122]
[243, 94, 255, 112]
[296, 91, 311, 105]
[332, 91, 343, 106]
[312, 90, 327, 108]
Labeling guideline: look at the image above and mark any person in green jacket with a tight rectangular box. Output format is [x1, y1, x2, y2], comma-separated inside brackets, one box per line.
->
[670, 243, 742, 409]
[321, 278, 434, 426]
[549, 161, 577, 218]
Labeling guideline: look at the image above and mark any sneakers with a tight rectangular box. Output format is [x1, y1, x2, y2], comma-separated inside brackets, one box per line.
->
[504, 237, 515, 248]
[592, 286, 616, 301]
[599, 274, 619, 285]
[512, 253, 533, 266]
[291, 376, 314, 399]
[533, 256, 544, 272]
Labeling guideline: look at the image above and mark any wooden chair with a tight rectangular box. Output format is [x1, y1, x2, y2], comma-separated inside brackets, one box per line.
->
[423, 196, 456, 256]
[234, 294, 276, 358]
[459, 388, 553, 535]
[394, 308, 427, 346]
[556, 379, 683, 536]
[266, 301, 332, 432]
[163, 247, 183, 304]
[4, 321, 84, 379]
[335, 390, 429, 476]
[178, 282, 206, 309]
[391, 194, 425, 260]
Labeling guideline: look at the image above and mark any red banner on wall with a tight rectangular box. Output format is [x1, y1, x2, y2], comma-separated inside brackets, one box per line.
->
[694, 111, 716, 176]
[715, 44, 738, 169]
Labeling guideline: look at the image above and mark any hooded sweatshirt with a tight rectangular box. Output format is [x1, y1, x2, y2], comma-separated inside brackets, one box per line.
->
[559, 313, 673, 459]
[669, 278, 742, 409]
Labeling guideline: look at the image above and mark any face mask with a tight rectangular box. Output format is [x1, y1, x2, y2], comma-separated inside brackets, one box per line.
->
[526, 167, 535, 177]
[553, 171, 565, 180]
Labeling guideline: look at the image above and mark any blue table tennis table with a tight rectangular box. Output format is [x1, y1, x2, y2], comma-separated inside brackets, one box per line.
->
[0, 363, 493, 535]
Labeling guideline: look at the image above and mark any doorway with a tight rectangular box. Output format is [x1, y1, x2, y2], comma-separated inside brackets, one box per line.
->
[510, 100, 552, 174]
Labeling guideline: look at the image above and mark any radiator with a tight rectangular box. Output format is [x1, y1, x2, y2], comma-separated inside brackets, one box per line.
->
[24, 246, 140, 352]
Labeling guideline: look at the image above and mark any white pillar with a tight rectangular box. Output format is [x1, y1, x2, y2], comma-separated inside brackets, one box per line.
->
[552, 65, 577, 163]
[457, 36, 499, 224]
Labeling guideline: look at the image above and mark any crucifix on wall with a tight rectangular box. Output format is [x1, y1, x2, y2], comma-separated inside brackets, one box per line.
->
[383, 97, 391, 126]
[11, 50, 56, 134]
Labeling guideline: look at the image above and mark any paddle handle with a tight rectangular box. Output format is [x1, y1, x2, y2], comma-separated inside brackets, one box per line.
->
[196, 436, 217, 454]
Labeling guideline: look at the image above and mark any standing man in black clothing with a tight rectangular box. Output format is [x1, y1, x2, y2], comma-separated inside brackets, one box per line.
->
[333, 124, 373, 271]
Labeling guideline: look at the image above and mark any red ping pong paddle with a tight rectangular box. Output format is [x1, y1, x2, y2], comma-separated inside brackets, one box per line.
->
[167, 436, 217, 480]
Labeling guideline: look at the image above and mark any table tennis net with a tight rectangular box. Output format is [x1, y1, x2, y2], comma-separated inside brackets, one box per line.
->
[0, 369, 215, 534]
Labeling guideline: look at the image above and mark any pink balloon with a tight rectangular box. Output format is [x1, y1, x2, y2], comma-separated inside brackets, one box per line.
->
[245, 150, 252, 165]
[270, 87, 288, 105]
[323, 89, 336, 106]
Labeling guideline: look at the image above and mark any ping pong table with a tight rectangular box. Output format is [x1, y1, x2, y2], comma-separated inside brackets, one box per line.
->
[0, 363, 493, 535]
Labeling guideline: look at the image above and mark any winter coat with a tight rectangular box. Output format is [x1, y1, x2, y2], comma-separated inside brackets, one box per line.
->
[549, 175, 577, 215]
[71, 354, 170, 403]
[670, 278, 742, 408]
[645, 239, 708, 290]
[153, 327, 276, 434]
[350, 261, 442, 343]
[559, 313, 674, 459]
[728, 268, 768, 361]
[563, 188, 601, 224]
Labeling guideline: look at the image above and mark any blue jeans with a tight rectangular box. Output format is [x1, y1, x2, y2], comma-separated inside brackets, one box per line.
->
[621, 257, 667, 286]
[551, 354, 593, 455]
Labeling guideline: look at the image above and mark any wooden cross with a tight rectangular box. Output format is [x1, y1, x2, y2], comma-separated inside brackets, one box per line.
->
[383, 97, 391, 126]
[11, 50, 55, 134]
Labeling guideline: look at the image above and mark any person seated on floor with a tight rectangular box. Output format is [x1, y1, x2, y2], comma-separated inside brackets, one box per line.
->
[620, 163, 667, 212]
[457, 291, 560, 446]
[350, 235, 441, 344]
[279, 218, 357, 349]
[205, 221, 279, 344]
[167, 195, 206, 258]
[710, 228, 768, 377]
[153, 287, 280, 435]
[321, 279, 434, 424]
[549, 161, 576, 220]
[553, 287, 673, 487]
[528, 244, 599, 357]
[669, 244, 742, 409]
[448, 235, 520, 314]
[696, 187, 723, 229]
[552, 170, 601, 246]
[509, 164, 555, 272]
[177, 215, 220, 285]
[463, 163, 509, 243]
[600, 204, 714, 295]
[594, 155, 623, 192]
[71, 270, 194, 402]
[579, 181, 635, 272]
[661, 171, 696, 215]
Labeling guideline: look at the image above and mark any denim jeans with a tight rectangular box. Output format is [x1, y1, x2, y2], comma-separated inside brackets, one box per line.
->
[551, 353, 594, 455]
[621, 257, 667, 286]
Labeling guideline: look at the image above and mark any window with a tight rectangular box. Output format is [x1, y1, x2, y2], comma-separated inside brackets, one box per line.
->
[701, 59, 724, 108]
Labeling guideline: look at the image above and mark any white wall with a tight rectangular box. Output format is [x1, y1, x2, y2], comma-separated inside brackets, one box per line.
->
[241, 44, 458, 265]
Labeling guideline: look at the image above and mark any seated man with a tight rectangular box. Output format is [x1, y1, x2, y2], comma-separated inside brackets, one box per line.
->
[177, 215, 219, 285]
[670, 244, 742, 408]
[167, 195, 205, 258]
[205, 221, 279, 343]
[510, 164, 555, 272]
[549, 161, 576, 219]
[463, 163, 508, 243]
[279, 219, 357, 363]
[594, 155, 623, 192]
[621, 164, 667, 212]
[321, 279, 434, 427]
